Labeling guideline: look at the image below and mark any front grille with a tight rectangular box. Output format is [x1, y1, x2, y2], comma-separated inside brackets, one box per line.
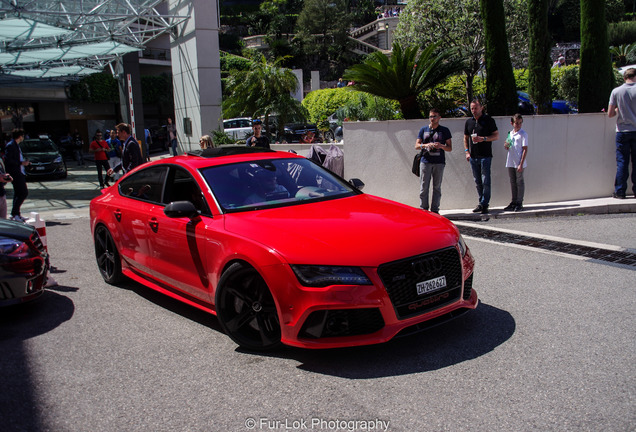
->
[299, 308, 384, 339]
[463, 274, 473, 300]
[377, 247, 463, 319]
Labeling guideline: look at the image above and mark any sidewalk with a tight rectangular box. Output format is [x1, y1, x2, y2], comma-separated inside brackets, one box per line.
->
[7, 156, 636, 220]
[441, 196, 636, 221]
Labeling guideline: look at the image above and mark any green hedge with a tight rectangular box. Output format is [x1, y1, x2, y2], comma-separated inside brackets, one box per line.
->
[609, 21, 636, 46]
[301, 88, 401, 129]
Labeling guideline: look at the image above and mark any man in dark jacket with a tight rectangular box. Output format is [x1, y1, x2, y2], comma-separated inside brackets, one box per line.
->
[107, 123, 143, 177]
[4, 129, 30, 221]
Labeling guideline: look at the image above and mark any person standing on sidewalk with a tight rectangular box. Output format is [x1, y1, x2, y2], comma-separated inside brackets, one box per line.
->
[167, 117, 178, 156]
[414, 108, 452, 214]
[464, 99, 499, 214]
[4, 129, 30, 222]
[0, 156, 12, 219]
[608, 67, 636, 199]
[89, 130, 111, 189]
[107, 123, 142, 177]
[503, 114, 528, 212]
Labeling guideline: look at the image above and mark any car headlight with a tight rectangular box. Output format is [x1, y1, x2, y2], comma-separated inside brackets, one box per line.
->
[54, 156, 63, 163]
[457, 234, 468, 258]
[291, 265, 371, 287]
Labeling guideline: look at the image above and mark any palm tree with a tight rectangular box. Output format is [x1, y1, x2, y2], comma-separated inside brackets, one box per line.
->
[222, 55, 301, 136]
[342, 42, 464, 119]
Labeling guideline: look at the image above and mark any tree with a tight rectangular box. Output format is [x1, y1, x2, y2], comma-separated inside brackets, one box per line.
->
[342, 42, 464, 119]
[295, 0, 352, 80]
[395, 0, 528, 105]
[528, 0, 552, 114]
[222, 55, 303, 136]
[480, 0, 518, 115]
[578, 0, 613, 113]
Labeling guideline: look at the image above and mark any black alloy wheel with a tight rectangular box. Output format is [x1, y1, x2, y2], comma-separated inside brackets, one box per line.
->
[94, 225, 123, 285]
[215, 262, 281, 351]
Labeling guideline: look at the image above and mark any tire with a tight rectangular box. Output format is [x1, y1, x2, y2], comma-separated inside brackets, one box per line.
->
[324, 130, 334, 143]
[94, 225, 123, 285]
[215, 262, 281, 351]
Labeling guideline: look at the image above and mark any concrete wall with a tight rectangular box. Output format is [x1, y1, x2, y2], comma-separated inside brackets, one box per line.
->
[169, 0, 222, 153]
[343, 113, 617, 209]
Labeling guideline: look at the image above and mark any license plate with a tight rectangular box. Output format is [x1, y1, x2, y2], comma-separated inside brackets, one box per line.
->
[35, 166, 45, 170]
[416, 275, 447, 295]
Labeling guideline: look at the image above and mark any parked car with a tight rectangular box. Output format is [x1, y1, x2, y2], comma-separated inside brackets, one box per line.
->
[90, 146, 478, 350]
[265, 115, 320, 143]
[20, 136, 67, 180]
[517, 91, 577, 114]
[223, 117, 253, 141]
[0, 219, 49, 306]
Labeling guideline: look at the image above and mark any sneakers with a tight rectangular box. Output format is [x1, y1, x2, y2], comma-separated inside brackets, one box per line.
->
[481, 205, 489, 214]
[612, 192, 626, 199]
[503, 202, 516, 211]
[514, 203, 524, 212]
[472, 204, 483, 213]
[12, 215, 27, 222]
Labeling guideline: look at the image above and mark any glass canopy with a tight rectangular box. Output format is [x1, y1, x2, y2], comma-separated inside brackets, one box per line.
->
[0, 1, 188, 79]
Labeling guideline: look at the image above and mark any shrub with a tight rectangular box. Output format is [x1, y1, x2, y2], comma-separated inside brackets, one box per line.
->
[609, 21, 636, 46]
[301, 87, 401, 129]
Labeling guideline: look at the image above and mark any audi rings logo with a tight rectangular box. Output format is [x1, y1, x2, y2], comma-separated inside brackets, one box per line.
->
[412, 256, 443, 277]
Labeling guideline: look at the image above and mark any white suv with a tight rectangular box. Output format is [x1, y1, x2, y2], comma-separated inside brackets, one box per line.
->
[223, 117, 253, 141]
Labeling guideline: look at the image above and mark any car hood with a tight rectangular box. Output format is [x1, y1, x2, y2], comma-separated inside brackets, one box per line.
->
[23, 152, 60, 163]
[223, 194, 459, 266]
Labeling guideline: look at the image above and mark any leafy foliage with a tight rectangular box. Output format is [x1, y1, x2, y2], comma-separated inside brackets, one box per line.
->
[68, 73, 118, 103]
[480, 0, 518, 115]
[342, 42, 464, 119]
[140, 74, 173, 105]
[395, 0, 528, 105]
[579, 0, 614, 113]
[302, 88, 401, 129]
[609, 21, 636, 46]
[528, 0, 552, 114]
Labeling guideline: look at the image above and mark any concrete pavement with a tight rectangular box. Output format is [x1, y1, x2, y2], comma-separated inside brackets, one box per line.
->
[5, 154, 636, 221]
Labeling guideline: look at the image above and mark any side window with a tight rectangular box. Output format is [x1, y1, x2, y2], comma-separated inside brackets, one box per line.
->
[164, 167, 211, 215]
[239, 119, 251, 128]
[118, 166, 167, 203]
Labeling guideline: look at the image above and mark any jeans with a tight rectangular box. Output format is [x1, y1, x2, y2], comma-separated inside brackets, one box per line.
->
[420, 162, 445, 212]
[469, 157, 492, 207]
[615, 131, 636, 196]
[11, 173, 28, 217]
[507, 167, 525, 204]
[171, 138, 178, 156]
[95, 159, 111, 187]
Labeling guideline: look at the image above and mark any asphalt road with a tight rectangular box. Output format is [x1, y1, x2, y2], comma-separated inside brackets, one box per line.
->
[1, 214, 634, 432]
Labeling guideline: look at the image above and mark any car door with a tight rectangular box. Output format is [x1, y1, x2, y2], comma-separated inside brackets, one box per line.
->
[114, 166, 168, 276]
[145, 166, 213, 302]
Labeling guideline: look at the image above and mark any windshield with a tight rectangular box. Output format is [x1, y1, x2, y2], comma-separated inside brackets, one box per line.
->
[200, 157, 357, 212]
[20, 139, 58, 153]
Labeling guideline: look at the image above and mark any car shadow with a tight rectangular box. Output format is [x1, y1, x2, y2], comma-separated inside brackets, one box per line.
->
[116, 277, 514, 377]
[0, 290, 76, 431]
[261, 302, 515, 378]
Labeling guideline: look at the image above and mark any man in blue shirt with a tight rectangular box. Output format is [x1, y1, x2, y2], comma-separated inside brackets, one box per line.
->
[415, 109, 453, 214]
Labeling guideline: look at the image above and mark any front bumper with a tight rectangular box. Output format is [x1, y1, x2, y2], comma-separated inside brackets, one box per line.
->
[262, 246, 477, 349]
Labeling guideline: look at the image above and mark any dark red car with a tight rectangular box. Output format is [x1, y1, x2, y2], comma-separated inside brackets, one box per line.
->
[90, 147, 477, 350]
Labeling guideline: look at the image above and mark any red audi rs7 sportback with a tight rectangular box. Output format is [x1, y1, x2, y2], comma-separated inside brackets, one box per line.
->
[90, 146, 477, 350]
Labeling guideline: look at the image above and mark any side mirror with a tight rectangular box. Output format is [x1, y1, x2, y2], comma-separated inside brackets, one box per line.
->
[348, 178, 365, 190]
[164, 201, 199, 219]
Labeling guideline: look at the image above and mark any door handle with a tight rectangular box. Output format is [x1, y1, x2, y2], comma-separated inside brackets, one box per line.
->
[148, 218, 159, 233]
